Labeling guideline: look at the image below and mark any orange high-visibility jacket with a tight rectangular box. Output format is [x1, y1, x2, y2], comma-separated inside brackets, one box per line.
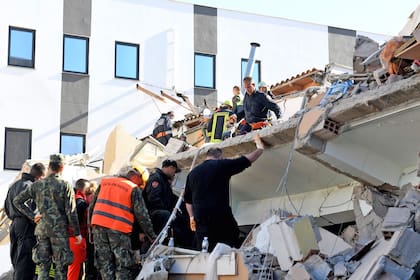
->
[91, 177, 136, 233]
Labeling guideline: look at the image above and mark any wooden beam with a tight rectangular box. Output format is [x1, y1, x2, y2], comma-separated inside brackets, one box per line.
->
[161, 90, 193, 112]
[176, 92, 198, 115]
[136, 84, 166, 102]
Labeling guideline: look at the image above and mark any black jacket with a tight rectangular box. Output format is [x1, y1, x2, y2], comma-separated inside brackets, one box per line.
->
[4, 173, 36, 220]
[142, 168, 177, 213]
[243, 90, 281, 123]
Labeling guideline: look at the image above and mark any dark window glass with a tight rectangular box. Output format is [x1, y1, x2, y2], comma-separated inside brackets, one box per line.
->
[4, 128, 32, 170]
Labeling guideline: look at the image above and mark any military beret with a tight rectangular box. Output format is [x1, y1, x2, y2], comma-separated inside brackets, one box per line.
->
[50, 154, 65, 164]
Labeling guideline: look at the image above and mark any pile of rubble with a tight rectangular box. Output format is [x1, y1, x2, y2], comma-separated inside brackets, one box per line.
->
[238, 184, 420, 279]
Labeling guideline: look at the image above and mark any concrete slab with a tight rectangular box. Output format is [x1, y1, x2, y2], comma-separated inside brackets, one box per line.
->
[286, 263, 311, 280]
[382, 207, 412, 232]
[318, 228, 352, 257]
[303, 255, 332, 280]
[387, 229, 420, 268]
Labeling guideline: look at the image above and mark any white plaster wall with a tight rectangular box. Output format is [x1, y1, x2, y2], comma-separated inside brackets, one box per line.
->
[88, 0, 194, 155]
[0, 1, 63, 175]
[216, 10, 329, 103]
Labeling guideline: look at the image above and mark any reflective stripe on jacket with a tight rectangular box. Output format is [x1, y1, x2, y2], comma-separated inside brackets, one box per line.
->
[91, 177, 136, 233]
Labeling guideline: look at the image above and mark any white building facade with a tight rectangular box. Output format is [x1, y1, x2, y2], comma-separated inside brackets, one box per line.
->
[0, 0, 385, 186]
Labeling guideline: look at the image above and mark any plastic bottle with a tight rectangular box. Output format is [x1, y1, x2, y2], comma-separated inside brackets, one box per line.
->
[168, 237, 175, 248]
[201, 236, 209, 253]
[168, 237, 175, 254]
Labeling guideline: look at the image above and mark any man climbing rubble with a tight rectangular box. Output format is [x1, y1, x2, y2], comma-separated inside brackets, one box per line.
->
[240, 76, 281, 134]
[152, 111, 174, 145]
[184, 134, 265, 252]
[89, 165, 156, 280]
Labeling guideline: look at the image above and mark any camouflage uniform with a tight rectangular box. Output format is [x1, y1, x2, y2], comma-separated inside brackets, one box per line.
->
[89, 179, 156, 280]
[14, 154, 80, 280]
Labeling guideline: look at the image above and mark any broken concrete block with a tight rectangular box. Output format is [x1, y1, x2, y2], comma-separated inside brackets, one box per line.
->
[359, 199, 373, 216]
[415, 208, 420, 233]
[267, 223, 297, 271]
[164, 137, 186, 154]
[259, 216, 319, 271]
[286, 263, 311, 280]
[398, 187, 420, 212]
[364, 256, 414, 280]
[318, 228, 351, 257]
[303, 255, 332, 280]
[353, 192, 384, 242]
[382, 207, 413, 232]
[285, 216, 320, 256]
[417, 151, 420, 177]
[333, 261, 347, 277]
[344, 261, 361, 274]
[341, 225, 357, 245]
[387, 228, 420, 268]
[370, 187, 398, 218]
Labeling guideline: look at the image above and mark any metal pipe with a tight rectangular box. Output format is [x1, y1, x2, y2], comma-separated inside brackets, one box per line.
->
[244, 42, 260, 82]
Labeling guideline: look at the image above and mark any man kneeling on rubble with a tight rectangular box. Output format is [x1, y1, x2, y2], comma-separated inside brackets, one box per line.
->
[240, 76, 281, 134]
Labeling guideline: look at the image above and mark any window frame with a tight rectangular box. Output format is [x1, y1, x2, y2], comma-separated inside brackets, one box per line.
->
[60, 133, 86, 155]
[8, 26, 36, 68]
[194, 52, 216, 89]
[114, 41, 140, 80]
[62, 34, 89, 74]
[241, 58, 261, 87]
[4, 128, 32, 170]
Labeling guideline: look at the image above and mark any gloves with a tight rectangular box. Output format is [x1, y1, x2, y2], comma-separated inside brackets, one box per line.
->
[190, 217, 196, 232]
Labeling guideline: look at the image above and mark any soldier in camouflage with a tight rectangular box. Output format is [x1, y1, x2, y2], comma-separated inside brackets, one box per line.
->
[89, 165, 157, 280]
[14, 154, 82, 280]
[4, 162, 46, 280]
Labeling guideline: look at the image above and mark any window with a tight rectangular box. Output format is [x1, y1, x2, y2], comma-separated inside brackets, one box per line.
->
[60, 133, 85, 155]
[8, 26, 35, 68]
[241, 59, 261, 88]
[194, 53, 215, 88]
[4, 128, 32, 170]
[115, 41, 139, 80]
[63, 35, 89, 74]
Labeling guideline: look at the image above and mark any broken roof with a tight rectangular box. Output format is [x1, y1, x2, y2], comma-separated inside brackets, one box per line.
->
[270, 68, 323, 96]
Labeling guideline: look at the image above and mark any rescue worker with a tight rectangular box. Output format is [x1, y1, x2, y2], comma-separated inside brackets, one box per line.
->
[84, 181, 99, 280]
[258, 81, 275, 99]
[14, 154, 82, 280]
[240, 76, 281, 134]
[68, 179, 90, 280]
[89, 165, 156, 280]
[4, 162, 46, 280]
[152, 111, 174, 145]
[232, 85, 245, 121]
[184, 134, 265, 252]
[206, 101, 237, 142]
[143, 160, 193, 247]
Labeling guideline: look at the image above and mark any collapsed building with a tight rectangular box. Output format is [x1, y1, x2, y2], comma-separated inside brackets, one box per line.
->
[135, 18, 420, 280]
